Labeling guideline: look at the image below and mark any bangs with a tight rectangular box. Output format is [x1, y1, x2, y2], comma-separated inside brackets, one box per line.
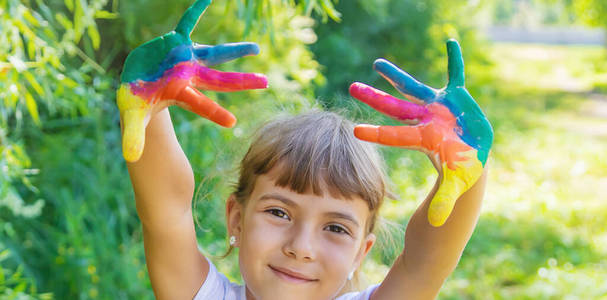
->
[236, 111, 385, 212]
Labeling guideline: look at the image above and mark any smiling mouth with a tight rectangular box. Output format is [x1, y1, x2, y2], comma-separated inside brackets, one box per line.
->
[269, 265, 318, 283]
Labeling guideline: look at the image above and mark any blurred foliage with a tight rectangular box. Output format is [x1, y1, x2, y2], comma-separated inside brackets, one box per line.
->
[486, 0, 580, 26]
[0, 244, 53, 299]
[573, 0, 607, 29]
[1, 0, 108, 218]
[0, 0, 343, 298]
[311, 0, 489, 107]
[1, 0, 148, 298]
[3, 0, 606, 299]
[485, 0, 607, 31]
[439, 43, 607, 299]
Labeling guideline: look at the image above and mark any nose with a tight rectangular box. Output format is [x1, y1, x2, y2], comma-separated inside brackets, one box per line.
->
[282, 223, 316, 261]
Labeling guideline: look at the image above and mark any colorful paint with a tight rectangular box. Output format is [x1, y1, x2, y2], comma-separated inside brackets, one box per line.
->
[350, 39, 493, 227]
[117, 0, 268, 162]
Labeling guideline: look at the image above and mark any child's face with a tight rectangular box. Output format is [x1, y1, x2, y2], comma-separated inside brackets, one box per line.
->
[227, 171, 376, 300]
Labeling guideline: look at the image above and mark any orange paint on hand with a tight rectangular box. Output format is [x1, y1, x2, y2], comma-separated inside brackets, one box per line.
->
[349, 42, 493, 227]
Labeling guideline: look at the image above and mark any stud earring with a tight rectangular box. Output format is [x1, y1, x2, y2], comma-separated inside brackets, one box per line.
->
[347, 270, 354, 281]
[229, 235, 236, 246]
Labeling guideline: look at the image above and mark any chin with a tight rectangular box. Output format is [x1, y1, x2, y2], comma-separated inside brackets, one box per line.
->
[248, 278, 325, 300]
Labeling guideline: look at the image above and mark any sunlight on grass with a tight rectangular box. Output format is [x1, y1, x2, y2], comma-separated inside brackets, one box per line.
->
[366, 43, 607, 299]
[491, 43, 607, 92]
[448, 43, 607, 299]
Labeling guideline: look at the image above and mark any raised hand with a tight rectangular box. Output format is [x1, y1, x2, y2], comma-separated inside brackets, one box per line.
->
[117, 0, 268, 162]
[349, 39, 493, 227]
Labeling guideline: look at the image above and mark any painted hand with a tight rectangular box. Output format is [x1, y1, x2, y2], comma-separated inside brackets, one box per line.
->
[349, 39, 493, 227]
[117, 0, 268, 162]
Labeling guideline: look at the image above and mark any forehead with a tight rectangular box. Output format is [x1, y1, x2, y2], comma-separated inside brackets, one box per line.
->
[249, 173, 371, 223]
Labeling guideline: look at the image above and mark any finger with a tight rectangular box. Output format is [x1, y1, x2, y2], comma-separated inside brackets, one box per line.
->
[354, 124, 423, 148]
[427, 152, 483, 227]
[373, 59, 437, 102]
[121, 108, 149, 162]
[446, 39, 465, 88]
[175, 0, 211, 37]
[117, 85, 151, 162]
[175, 85, 236, 127]
[349, 82, 429, 122]
[193, 65, 268, 92]
[194, 42, 261, 66]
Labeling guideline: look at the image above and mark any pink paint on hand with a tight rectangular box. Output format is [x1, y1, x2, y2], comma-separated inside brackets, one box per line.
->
[128, 61, 268, 103]
[193, 64, 268, 92]
[350, 82, 429, 122]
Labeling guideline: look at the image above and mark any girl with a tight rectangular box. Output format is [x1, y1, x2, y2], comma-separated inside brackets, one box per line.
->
[118, 1, 492, 299]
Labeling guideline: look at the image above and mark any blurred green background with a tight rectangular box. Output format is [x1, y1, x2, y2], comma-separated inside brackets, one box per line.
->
[2, 0, 607, 299]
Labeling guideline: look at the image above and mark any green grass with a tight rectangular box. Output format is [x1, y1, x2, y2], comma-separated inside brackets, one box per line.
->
[360, 43, 607, 299]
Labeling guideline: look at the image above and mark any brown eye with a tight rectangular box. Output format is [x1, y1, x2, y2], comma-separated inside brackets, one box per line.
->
[266, 208, 290, 220]
[326, 224, 349, 235]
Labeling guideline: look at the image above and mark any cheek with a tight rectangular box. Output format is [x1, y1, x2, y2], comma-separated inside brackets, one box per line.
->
[244, 213, 287, 242]
[238, 213, 291, 293]
[320, 237, 358, 271]
[239, 213, 284, 261]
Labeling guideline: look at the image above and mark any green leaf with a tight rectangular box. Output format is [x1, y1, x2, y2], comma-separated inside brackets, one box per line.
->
[65, 0, 74, 12]
[320, 0, 341, 22]
[27, 38, 36, 59]
[24, 72, 44, 96]
[87, 25, 100, 49]
[304, 0, 315, 15]
[39, 293, 54, 300]
[73, 0, 83, 43]
[49, 55, 62, 69]
[94, 10, 118, 19]
[6, 90, 18, 109]
[13, 19, 35, 40]
[55, 13, 73, 31]
[24, 92, 41, 126]
[10, 265, 23, 281]
[61, 76, 78, 89]
[22, 9, 40, 27]
[13, 280, 27, 293]
[0, 249, 9, 262]
[0, 265, 5, 284]
[43, 27, 57, 40]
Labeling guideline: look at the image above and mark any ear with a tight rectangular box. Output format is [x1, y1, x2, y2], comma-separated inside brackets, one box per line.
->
[353, 233, 376, 270]
[226, 194, 244, 247]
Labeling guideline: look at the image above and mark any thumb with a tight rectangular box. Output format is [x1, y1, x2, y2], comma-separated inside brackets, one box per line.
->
[117, 84, 152, 163]
[428, 152, 483, 227]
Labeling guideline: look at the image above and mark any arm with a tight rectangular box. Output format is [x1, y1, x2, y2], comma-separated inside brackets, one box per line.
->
[125, 108, 207, 300]
[372, 168, 487, 300]
[126, 108, 195, 226]
[349, 40, 493, 299]
[117, 1, 267, 299]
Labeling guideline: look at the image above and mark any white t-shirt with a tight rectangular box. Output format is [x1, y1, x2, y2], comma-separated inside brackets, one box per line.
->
[193, 258, 379, 300]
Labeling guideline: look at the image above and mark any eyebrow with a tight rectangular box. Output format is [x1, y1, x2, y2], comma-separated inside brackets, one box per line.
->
[324, 212, 361, 229]
[258, 193, 361, 228]
[259, 193, 298, 207]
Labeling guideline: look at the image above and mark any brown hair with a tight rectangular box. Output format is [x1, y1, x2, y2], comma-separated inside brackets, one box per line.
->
[226, 109, 390, 293]
[235, 110, 386, 229]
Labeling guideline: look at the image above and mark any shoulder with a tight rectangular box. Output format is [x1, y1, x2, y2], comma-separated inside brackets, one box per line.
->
[193, 257, 246, 300]
[336, 284, 381, 300]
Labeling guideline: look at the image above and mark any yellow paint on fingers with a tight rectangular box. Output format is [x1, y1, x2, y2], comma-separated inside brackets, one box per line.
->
[428, 150, 484, 227]
[117, 84, 151, 162]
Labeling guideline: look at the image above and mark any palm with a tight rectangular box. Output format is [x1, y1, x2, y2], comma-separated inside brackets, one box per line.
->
[349, 39, 493, 227]
[117, 0, 267, 162]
